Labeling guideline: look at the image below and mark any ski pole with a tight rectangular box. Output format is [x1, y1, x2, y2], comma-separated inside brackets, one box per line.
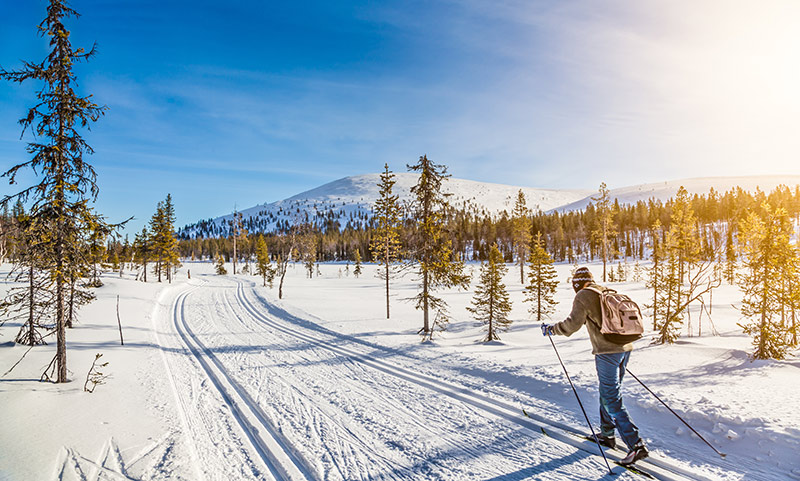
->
[594, 355, 727, 458]
[546, 332, 614, 475]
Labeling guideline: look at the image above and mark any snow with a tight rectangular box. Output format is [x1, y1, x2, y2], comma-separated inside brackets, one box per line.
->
[180, 173, 592, 237]
[1, 260, 798, 480]
[180, 174, 800, 238]
[555, 175, 800, 212]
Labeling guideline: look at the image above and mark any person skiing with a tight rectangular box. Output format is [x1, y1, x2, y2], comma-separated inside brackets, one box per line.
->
[541, 266, 648, 466]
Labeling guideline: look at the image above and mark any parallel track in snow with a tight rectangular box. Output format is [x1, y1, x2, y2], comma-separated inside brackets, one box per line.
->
[169, 286, 316, 481]
[232, 279, 708, 481]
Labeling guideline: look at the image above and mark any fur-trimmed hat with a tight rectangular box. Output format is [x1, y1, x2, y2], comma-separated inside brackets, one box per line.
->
[572, 267, 594, 292]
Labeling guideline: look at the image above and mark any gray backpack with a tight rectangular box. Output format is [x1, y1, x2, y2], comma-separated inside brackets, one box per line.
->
[586, 286, 644, 344]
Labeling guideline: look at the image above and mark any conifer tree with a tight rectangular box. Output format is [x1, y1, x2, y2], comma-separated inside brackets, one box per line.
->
[511, 190, 532, 284]
[369, 164, 402, 318]
[591, 182, 617, 282]
[254, 235, 275, 287]
[215, 252, 228, 275]
[353, 249, 362, 278]
[738, 203, 796, 359]
[523, 232, 559, 321]
[133, 227, 151, 282]
[149, 195, 180, 283]
[724, 228, 737, 284]
[1, 0, 108, 382]
[467, 244, 512, 342]
[406, 155, 470, 340]
[651, 188, 719, 343]
[0, 213, 53, 346]
[229, 210, 247, 275]
[645, 220, 663, 329]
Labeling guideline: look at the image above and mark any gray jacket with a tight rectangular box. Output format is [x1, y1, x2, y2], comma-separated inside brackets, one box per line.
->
[552, 282, 634, 355]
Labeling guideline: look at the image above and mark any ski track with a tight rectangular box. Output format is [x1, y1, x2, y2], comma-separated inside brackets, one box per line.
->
[152, 272, 754, 480]
[233, 279, 707, 481]
[168, 285, 315, 481]
[161, 274, 648, 481]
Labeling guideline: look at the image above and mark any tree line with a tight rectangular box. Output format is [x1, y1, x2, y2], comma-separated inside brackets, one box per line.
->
[173, 161, 800, 358]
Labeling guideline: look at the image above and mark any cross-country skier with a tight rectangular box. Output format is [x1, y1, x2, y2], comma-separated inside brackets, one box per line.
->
[541, 266, 649, 466]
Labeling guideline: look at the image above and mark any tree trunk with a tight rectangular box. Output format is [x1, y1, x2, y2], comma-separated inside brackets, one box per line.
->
[422, 270, 429, 333]
[278, 260, 287, 299]
[27, 265, 34, 346]
[385, 259, 390, 319]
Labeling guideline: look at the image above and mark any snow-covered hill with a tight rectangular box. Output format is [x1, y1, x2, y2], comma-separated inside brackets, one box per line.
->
[555, 175, 800, 212]
[179, 173, 591, 237]
[179, 174, 800, 238]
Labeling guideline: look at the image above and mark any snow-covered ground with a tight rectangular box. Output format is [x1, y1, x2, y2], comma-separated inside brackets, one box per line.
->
[1, 260, 798, 480]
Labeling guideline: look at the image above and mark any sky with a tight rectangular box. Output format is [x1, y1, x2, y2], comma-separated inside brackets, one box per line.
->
[2, 0, 800, 234]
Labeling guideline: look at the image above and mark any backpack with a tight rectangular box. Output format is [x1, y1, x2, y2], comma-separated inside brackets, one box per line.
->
[585, 286, 644, 344]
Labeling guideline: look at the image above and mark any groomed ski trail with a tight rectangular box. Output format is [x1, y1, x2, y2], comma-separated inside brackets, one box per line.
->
[157, 281, 315, 481]
[156, 273, 723, 480]
[231, 278, 708, 481]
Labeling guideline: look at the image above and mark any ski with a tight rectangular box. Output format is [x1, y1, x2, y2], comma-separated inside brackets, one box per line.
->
[523, 407, 657, 480]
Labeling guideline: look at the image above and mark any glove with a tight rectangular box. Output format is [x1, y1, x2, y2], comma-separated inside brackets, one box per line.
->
[541, 323, 554, 337]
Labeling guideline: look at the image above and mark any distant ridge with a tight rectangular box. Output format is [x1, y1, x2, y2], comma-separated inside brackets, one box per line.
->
[179, 174, 800, 238]
[555, 175, 800, 212]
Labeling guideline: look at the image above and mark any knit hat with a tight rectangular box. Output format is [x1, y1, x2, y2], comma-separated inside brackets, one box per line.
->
[572, 267, 594, 292]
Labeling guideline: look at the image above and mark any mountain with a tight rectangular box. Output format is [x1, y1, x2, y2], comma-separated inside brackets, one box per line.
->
[178, 174, 800, 238]
[555, 175, 800, 212]
[178, 173, 591, 238]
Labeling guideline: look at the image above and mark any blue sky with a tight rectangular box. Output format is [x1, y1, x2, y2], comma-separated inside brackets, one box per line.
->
[2, 1, 799, 234]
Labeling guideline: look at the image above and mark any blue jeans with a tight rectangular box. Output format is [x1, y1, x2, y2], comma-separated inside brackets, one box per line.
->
[595, 352, 640, 450]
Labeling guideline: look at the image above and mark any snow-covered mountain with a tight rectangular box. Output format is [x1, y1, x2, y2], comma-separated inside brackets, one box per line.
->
[179, 174, 800, 238]
[179, 173, 591, 237]
[556, 175, 800, 212]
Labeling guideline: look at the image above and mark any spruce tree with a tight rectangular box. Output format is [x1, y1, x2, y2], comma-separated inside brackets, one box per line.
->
[369, 164, 402, 318]
[254, 235, 275, 287]
[149, 195, 180, 283]
[406, 155, 470, 340]
[0, 213, 53, 346]
[738, 203, 796, 359]
[215, 252, 228, 275]
[523, 232, 559, 321]
[724, 228, 737, 284]
[1, 0, 108, 382]
[353, 249, 363, 278]
[511, 190, 532, 284]
[467, 244, 512, 342]
[133, 227, 151, 282]
[229, 210, 247, 275]
[591, 182, 617, 282]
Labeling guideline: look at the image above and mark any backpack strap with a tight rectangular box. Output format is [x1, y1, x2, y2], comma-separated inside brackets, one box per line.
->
[581, 285, 605, 329]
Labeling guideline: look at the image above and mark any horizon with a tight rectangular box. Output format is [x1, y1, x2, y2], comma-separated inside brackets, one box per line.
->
[2, 1, 799, 233]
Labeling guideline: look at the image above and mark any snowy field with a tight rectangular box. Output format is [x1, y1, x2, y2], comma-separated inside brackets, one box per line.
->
[0, 260, 798, 481]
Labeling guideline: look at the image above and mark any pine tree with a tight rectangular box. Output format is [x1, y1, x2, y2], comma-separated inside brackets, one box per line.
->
[0, 213, 53, 346]
[215, 252, 228, 275]
[149, 195, 181, 283]
[133, 227, 151, 282]
[406, 155, 470, 340]
[511, 190, 532, 284]
[1, 1, 108, 382]
[353, 249, 362, 278]
[737, 203, 796, 359]
[254, 235, 275, 287]
[467, 244, 512, 342]
[369, 163, 402, 318]
[651, 187, 718, 343]
[645, 220, 663, 329]
[523, 232, 559, 321]
[229, 210, 247, 275]
[724, 227, 737, 284]
[591, 182, 617, 282]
